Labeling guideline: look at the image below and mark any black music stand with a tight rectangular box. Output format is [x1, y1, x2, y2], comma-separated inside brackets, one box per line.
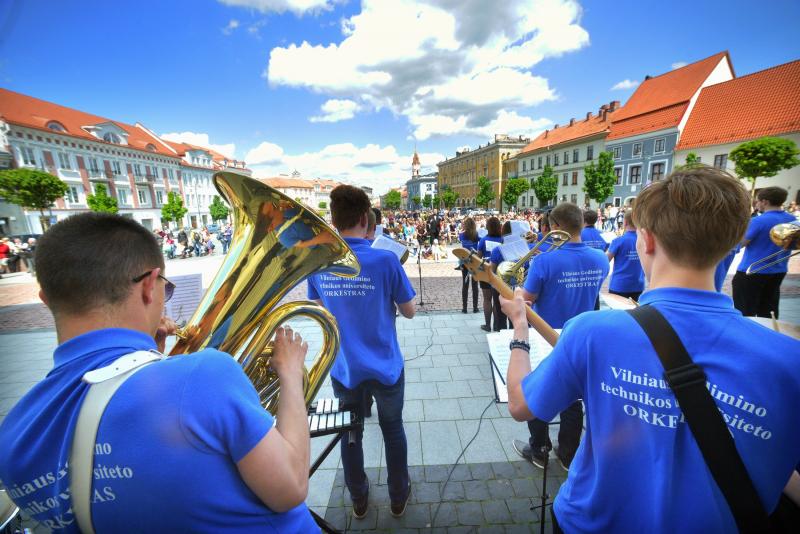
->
[416, 243, 426, 306]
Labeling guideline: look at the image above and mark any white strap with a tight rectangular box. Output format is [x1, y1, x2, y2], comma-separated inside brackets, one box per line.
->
[69, 350, 163, 534]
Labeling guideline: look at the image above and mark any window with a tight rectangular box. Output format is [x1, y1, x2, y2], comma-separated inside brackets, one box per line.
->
[562, 173, 568, 186]
[58, 152, 72, 169]
[88, 157, 100, 175]
[545, 155, 550, 166]
[654, 138, 665, 154]
[103, 132, 122, 144]
[570, 194, 578, 204]
[554, 153, 559, 166]
[632, 143, 642, 157]
[134, 164, 143, 177]
[651, 162, 665, 182]
[156, 190, 164, 205]
[614, 197, 621, 207]
[522, 161, 527, 172]
[561, 194, 567, 202]
[20, 147, 36, 165]
[629, 165, 642, 184]
[572, 171, 578, 185]
[66, 185, 82, 204]
[168, 168, 175, 182]
[520, 196, 526, 207]
[714, 154, 728, 169]
[118, 188, 128, 205]
[573, 149, 579, 163]
[111, 161, 122, 175]
[146, 144, 157, 152]
[612, 147, 621, 160]
[538, 156, 542, 169]
[614, 167, 622, 185]
[138, 189, 149, 205]
[587, 145, 594, 160]
[47, 121, 67, 132]
[530, 178, 536, 188]
[564, 151, 569, 164]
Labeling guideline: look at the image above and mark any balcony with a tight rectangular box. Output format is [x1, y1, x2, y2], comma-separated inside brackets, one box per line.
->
[134, 174, 153, 185]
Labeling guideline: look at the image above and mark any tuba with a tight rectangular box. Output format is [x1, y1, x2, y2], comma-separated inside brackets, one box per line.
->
[170, 172, 360, 414]
[496, 230, 571, 287]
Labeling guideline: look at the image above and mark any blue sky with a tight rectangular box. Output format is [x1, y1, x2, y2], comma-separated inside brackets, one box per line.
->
[1, 0, 798, 193]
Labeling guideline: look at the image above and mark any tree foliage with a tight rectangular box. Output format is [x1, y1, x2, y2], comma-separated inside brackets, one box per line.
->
[432, 195, 440, 208]
[411, 195, 421, 208]
[476, 176, 496, 208]
[730, 136, 800, 194]
[86, 183, 119, 214]
[209, 195, 230, 221]
[422, 194, 433, 208]
[161, 191, 188, 224]
[501, 177, 529, 211]
[441, 187, 459, 209]
[531, 165, 558, 206]
[676, 152, 703, 170]
[317, 200, 327, 209]
[0, 168, 68, 215]
[384, 190, 402, 210]
[583, 151, 617, 205]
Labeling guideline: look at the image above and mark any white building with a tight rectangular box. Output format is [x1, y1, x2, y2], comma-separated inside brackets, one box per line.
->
[259, 176, 315, 207]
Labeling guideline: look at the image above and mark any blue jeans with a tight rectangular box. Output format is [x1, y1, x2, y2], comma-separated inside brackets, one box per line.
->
[331, 371, 409, 503]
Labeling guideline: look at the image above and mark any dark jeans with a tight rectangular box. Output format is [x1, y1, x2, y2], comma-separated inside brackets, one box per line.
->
[528, 401, 583, 461]
[609, 289, 642, 302]
[331, 371, 409, 503]
[461, 268, 478, 311]
[491, 287, 507, 331]
[732, 271, 786, 318]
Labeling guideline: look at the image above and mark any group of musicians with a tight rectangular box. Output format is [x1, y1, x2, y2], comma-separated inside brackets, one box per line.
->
[0, 168, 798, 532]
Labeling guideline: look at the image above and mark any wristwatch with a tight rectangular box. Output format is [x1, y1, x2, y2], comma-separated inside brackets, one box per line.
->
[509, 339, 531, 353]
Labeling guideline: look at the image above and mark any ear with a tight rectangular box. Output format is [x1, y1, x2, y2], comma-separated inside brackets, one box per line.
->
[38, 289, 48, 306]
[638, 228, 656, 255]
[140, 268, 161, 305]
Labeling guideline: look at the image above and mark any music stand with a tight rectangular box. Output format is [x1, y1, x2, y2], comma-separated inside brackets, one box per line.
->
[416, 242, 425, 306]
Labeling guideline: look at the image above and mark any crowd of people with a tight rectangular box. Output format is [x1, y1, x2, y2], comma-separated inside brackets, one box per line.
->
[0, 236, 37, 278]
[0, 168, 798, 532]
[153, 223, 233, 260]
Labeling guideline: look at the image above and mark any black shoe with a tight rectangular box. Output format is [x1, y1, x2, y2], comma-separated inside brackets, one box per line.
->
[473, 308, 479, 313]
[462, 308, 468, 314]
[390, 484, 411, 517]
[512, 439, 549, 469]
[480, 324, 491, 332]
[555, 447, 573, 472]
[352, 479, 370, 519]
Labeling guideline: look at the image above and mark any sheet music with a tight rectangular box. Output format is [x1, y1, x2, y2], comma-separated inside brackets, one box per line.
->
[478, 228, 488, 238]
[487, 328, 561, 403]
[163, 274, 204, 324]
[510, 220, 531, 237]
[371, 234, 407, 261]
[374, 224, 383, 237]
[600, 292, 636, 310]
[484, 240, 500, 252]
[498, 239, 529, 262]
[502, 233, 523, 244]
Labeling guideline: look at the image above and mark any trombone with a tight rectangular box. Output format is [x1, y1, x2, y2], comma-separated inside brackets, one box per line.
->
[745, 223, 800, 275]
[495, 230, 571, 287]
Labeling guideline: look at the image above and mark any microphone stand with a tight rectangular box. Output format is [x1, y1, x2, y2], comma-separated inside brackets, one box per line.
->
[416, 240, 425, 306]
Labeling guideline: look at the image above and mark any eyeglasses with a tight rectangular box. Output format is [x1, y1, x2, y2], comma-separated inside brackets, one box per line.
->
[132, 270, 176, 302]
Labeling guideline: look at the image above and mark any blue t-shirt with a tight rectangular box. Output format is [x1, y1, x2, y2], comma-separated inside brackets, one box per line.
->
[523, 242, 609, 328]
[738, 210, 796, 274]
[458, 232, 479, 252]
[0, 329, 315, 532]
[714, 247, 739, 292]
[477, 235, 502, 258]
[580, 226, 609, 252]
[608, 230, 645, 292]
[521, 288, 800, 533]
[307, 237, 415, 388]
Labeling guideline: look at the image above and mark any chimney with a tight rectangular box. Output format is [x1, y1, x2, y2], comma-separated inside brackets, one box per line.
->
[645, 75, 652, 81]
[610, 100, 620, 111]
[569, 118, 575, 126]
[585, 111, 593, 121]
[553, 124, 559, 129]
[544, 130, 549, 138]
[599, 104, 608, 115]
[601, 109, 608, 122]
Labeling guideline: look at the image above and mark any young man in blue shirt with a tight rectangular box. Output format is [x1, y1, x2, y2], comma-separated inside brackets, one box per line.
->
[0, 213, 316, 533]
[503, 167, 800, 533]
[607, 210, 645, 301]
[307, 185, 416, 519]
[732, 186, 796, 318]
[513, 202, 609, 470]
[580, 210, 609, 252]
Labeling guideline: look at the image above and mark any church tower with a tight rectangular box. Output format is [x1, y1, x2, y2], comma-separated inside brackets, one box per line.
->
[411, 145, 420, 178]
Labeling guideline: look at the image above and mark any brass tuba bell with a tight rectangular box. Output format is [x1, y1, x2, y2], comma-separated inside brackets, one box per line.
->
[170, 172, 360, 414]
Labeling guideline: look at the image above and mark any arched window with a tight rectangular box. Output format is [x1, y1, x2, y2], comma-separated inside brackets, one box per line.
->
[146, 144, 157, 152]
[103, 132, 122, 144]
[47, 121, 67, 132]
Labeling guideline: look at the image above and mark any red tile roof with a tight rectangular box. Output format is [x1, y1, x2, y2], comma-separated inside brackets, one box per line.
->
[0, 88, 176, 157]
[676, 59, 800, 150]
[519, 108, 617, 154]
[259, 177, 313, 189]
[607, 52, 733, 140]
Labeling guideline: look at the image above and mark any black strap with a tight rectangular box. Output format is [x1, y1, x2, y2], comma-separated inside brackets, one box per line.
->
[627, 305, 768, 533]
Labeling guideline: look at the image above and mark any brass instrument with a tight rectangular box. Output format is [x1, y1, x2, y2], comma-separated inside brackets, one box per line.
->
[496, 230, 571, 286]
[170, 172, 360, 414]
[745, 223, 800, 275]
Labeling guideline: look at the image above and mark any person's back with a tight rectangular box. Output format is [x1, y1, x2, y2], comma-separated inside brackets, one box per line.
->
[607, 211, 645, 300]
[580, 210, 609, 252]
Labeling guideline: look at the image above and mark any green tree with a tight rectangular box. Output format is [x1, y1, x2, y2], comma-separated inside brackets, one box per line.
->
[730, 136, 800, 196]
[677, 152, 703, 170]
[0, 168, 68, 230]
[501, 177, 529, 212]
[412, 195, 421, 208]
[209, 195, 230, 222]
[422, 194, 433, 208]
[86, 183, 119, 214]
[317, 200, 327, 210]
[475, 176, 496, 208]
[532, 165, 558, 207]
[583, 151, 617, 206]
[161, 191, 188, 226]
[432, 195, 440, 209]
[384, 190, 402, 210]
[441, 187, 459, 209]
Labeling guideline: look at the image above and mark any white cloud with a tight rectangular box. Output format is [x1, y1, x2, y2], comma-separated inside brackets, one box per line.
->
[218, 0, 335, 15]
[246, 139, 444, 194]
[160, 132, 236, 158]
[409, 110, 551, 141]
[222, 19, 240, 35]
[266, 0, 587, 139]
[309, 99, 360, 123]
[611, 79, 639, 90]
[671, 61, 688, 69]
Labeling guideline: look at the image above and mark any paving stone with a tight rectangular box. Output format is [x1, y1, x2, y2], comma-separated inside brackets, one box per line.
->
[425, 465, 450, 482]
[447, 527, 475, 534]
[376, 503, 431, 529]
[448, 464, 473, 482]
[442, 343, 469, 355]
[469, 462, 495, 481]
[437, 381, 473, 399]
[404, 421, 423, 466]
[420, 420, 463, 464]
[463, 479, 490, 501]
[511, 460, 537, 479]
[326, 483, 346, 508]
[511, 477, 537, 498]
[459, 352, 489, 367]
[455, 419, 508, 464]
[491, 462, 517, 480]
[404, 367, 422, 383]
[504, 523, 539, 534]
[432, 354, 462, 367]
[468, 378, 494, 396]
[323, 506, 348, 530]
[505, 497, 539, 524]
[405, 355, 434, 369]
[419, 366, 452, 382]
[405, 381, 440, 400]
[478, 525, 507, 534]
[449, 365, 483, 381]
[430, 502, 459, 528]
[411, 481, 441, 503]
[441, 480, 466, 501]
[404, 399, 424, 422]
[455, 501, 484, 526]
[486, 479, 515, 499]
[422, 397, 463, 421]
[459, 397, 502, 419]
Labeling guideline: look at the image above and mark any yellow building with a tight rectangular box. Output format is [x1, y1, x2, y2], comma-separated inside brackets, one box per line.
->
[437, 134, 530, 209]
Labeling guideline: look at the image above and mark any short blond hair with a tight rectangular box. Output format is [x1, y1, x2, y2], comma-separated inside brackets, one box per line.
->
[632, 167, 750, 268]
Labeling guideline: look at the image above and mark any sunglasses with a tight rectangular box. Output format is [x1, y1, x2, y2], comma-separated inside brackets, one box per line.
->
[132, 270, 176, 302]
